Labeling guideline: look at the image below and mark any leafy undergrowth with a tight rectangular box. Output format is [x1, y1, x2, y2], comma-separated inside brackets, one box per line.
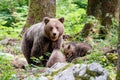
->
[0, 52, 47, 80]
[56, 0, 87, 36]
[0, 55, 16, 80]
[0, 37, 118, 79]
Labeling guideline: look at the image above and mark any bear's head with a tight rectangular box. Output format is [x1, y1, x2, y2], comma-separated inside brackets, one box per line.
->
[63, 44, 76, 62]
[43, 17, 64, 41]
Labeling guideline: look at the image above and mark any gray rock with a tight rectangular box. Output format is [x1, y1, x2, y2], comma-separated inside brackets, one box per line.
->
[0, 38, 10, 45]
[24, 75, 48, 80]
[11, 57, 28, 69]
[40, 62, 110, 80]
[79, 64, 87, 76]
[39, 76, 48, 80]
[53, 67, 75, 80]
[23, 75, 37, 80]
[43, 62, 67, 75]
[87, 62, 109, 80]
[72, 64, 87, 77]
[31, 68, 38, 74]
[88, 62, 104, 74]
[0, 52, 14, 60]
[95, 76, 106, 80]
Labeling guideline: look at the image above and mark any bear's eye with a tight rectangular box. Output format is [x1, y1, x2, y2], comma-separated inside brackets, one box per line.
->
[56, 26, 59, 29]
[49, 27, 53, 31]
[66, 53, 69, 56]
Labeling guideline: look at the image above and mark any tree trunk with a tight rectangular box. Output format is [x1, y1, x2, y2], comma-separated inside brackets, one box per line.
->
[82, 0, 119, 39]
[117, 38, 120, 78]
[87, 0, 101, 19]
[21, 0, 56, 35]
[99, 0, 119, 39]
[116, 1, 120, 79]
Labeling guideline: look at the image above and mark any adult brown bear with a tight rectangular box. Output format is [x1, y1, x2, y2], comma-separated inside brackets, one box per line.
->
[21, 17, 64, 66]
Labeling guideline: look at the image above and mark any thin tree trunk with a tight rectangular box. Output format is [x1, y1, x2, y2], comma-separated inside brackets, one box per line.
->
[87, 0, 101, 19]
[117, 40, 120, 79]
[81, 0, 101, 38]
[99, 0, 119, 39]
[116, 0, 120, 79]
[21, 0, 56, 35]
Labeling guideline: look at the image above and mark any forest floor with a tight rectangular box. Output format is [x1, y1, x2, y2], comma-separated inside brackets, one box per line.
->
[0, 38, 50, 79]
[0, 37, 117, 80]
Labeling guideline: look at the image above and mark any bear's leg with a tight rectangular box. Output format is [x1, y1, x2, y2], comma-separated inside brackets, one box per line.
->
[31, 42, 41, 57]
[22, 37, 33, 64]
[30, 42, 45, 65]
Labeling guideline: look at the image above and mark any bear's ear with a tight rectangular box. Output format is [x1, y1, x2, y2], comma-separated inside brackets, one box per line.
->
[59, 17, 64, 23]
[43, 17, 50, 24]
[68, 45, 71, 49]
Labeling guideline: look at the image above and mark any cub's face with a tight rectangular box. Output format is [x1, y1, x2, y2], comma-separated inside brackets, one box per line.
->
[63, 44, 75, 62]
[44, 17, 64, 41]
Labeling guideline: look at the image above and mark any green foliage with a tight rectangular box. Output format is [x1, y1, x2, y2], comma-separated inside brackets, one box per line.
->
[0, 54, 17, 80]
[106, 53, 118, 65]
[56, 0, 86, 36]
[0, 0, 28, 13]
[0, 26, 22, 40]
[73, 0, 88, 9]
[31, 56, 44, 64]
[31, 52, 51, 66]
[74, 51, 107, 66]
[0, 6, 27, 27]
[0, 0, 28, 40]
[73, 50, 115, 71]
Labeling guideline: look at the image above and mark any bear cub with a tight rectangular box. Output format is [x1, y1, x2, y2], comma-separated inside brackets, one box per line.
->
[63, 42, 92, 62]
[46, 49, 66, 67]
[21, 17, 64, 66]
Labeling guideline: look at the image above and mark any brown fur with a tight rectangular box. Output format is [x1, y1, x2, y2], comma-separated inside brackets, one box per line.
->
[63, 34, 71, 41]
[21, 17, 64, 66]
[11, 57, 28, 69]
[63, 42, 92, 62]
[46, 49, 66, 67]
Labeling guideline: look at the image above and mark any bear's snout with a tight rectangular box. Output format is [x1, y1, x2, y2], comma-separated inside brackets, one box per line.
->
[53, 33, 56, 36]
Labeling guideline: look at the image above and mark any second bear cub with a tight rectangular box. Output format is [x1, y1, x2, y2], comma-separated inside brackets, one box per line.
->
[46, 49, 66, 67]
[63, 42, 92, 62]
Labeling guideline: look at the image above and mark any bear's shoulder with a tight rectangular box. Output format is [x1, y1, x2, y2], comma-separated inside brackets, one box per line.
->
[26, 22, 45, 39]
[27, 22, 45, 34]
